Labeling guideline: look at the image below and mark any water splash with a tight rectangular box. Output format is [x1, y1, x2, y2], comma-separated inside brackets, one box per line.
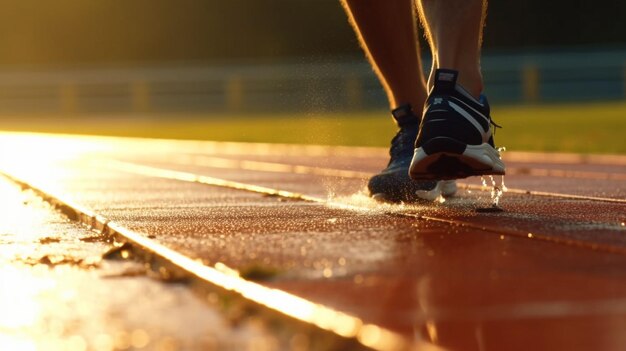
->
[480, 176, 488, 189]
[476, 147, 509, 208]
[434, 194, 446, 204]
[327, 188, 441, 216]
[489, 146, 508, 207]
[330, 190, 399, 213]
[326, 188, 336, 202]
[490, 176, 504, 207]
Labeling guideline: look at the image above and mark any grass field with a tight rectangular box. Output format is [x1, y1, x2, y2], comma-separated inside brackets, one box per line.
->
[1, 102, 625, 154]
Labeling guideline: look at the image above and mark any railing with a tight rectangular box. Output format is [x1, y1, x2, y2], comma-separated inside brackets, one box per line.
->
[0, 49, 624, 116]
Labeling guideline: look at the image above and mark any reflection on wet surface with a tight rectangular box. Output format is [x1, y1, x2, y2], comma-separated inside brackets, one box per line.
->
[270, 230, 626, 350]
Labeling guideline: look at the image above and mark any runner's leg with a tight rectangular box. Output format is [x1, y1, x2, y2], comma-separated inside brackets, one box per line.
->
[417, 0, 487, 98]
[341, 0, 427, 110]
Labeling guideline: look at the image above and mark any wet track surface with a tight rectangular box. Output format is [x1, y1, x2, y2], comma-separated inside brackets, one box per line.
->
[0, 177, 276, 351]
[0, 133, 625, 351]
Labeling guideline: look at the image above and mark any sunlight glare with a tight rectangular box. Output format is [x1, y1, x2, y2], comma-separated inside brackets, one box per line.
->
[0, 266, 55, 329]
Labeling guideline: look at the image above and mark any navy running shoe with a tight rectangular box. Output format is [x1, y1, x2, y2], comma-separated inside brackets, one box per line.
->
[369, 104, 457, 202]
[409, 69, 505, 180]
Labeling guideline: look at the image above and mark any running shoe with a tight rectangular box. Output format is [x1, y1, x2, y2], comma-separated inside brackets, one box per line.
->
[409, 69, 505, 180]
[369, 104, 457, 202]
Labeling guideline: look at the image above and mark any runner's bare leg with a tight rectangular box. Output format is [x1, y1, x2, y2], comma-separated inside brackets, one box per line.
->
[341, 0, 427, 111]
[417, 0, 488, 98]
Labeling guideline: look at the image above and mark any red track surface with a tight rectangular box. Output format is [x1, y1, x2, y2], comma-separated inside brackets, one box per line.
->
[1, 134, 625, 351]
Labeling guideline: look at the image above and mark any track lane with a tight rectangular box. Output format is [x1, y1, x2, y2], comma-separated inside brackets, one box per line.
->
[104, 160, 626, 254]
[155, 154, 626, 203]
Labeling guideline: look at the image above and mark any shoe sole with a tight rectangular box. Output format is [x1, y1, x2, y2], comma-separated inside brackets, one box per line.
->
[372, 180, 457, 203]
[371, 179, 457, 203]
[415, 180, 457, 201]
[409, 137, 505, 180]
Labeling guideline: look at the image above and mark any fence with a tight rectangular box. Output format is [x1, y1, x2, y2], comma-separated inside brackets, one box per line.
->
[0, 49, 624, 116]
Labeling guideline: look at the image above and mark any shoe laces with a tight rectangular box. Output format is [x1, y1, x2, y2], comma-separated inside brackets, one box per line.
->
[478, 94, 502, 135]
[388, 124, 418, 164]
[490, 119, 502, 135]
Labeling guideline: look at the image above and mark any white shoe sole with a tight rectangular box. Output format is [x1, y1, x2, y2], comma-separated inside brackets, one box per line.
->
[410, 142, 505, 180]
[415, 180, 458, 201]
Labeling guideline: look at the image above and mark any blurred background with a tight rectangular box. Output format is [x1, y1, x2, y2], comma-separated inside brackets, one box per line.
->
[0, 0, 624, 153]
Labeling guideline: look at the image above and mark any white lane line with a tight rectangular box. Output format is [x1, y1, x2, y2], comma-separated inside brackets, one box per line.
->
[505, 167, 626, 181]
[152, 155, 626, 204]
[169, 155, 373, 179]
